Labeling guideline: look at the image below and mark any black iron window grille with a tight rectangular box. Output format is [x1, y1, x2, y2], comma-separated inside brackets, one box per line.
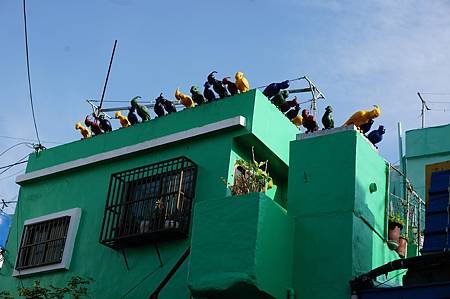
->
[100, 156, 197, 249]
[16, 216, 70, 271]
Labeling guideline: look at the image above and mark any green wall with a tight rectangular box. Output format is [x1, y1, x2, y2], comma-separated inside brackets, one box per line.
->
[0, 90, 298, 298]
[405, 123, 450, 199]
[288, 128, 402, 299]
[188, 193, 293, 299]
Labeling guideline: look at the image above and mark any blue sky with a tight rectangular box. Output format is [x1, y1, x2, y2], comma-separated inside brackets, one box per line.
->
[1, 0, 450, 212]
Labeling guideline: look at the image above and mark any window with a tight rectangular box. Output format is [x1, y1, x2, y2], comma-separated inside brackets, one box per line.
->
[100, 157, 197, 249]
[13, 208, 81, 277]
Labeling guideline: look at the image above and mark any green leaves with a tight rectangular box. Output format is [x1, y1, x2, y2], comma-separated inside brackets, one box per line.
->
[1, 276, 93, 299]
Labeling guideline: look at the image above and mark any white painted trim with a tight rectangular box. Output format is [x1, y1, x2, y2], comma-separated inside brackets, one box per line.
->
[297, 125, 357, 140]
[13, 208, 82, 277]
[17, 116, 246, 184]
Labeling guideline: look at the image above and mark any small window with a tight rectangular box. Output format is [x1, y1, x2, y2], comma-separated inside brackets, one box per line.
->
[13, 208, 81, 277]
[100, 157, 197, 249]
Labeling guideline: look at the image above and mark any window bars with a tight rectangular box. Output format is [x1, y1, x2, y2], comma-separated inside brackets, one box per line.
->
[100, 157, 197, 249]
[389, 165, 426, 249]
[16, 216, 70, 270]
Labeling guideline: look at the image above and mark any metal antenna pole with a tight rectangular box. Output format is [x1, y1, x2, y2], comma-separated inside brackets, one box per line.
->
[417, 92, 430, 128]
[98, 40, 118, 114]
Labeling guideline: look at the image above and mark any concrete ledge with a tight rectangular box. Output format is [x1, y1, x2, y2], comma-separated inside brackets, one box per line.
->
[17, 116, 246, 184]
[297, 125, 357, 140]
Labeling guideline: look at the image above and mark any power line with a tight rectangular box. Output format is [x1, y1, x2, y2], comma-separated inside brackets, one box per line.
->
[22, 0, 42, 148]
[0, 159, 28, 172]
[0, 135, 61, 144]
[420, 92, 450, 95]
[0, 142, 33, 158]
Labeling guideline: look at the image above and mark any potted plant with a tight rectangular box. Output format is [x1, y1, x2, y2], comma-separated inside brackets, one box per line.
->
[387, 214, 405, 249]
[223, 147, 273, 196]
[397, 233, 408, 258]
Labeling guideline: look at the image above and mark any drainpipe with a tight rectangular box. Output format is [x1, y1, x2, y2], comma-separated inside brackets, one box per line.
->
[397, 122, 405, 200]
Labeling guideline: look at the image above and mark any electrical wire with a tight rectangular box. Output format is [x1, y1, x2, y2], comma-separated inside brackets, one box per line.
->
[420, 92, 450, 95]
[0, 142, 33, 158]
[0, 135, 60, 144]
[22, 0, 42, 147]
[0, 159, 28, 172]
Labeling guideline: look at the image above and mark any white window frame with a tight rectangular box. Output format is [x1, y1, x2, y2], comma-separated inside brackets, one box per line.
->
[13, 208, 81, 277]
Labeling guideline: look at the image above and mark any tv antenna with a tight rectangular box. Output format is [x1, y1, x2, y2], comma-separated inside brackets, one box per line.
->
[417, 92, 430, 128]
[288, 76, 325, 118]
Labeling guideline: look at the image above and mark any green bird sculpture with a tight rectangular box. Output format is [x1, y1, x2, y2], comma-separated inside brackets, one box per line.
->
[130, 96, 151, 122]
[321, 105, 334, 129]
[270, 90, 289, 108]
[190, 86, 207, 105]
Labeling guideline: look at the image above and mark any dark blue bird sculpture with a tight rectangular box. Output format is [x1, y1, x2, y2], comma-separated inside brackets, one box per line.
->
[154, 93, 166, 117]
[263, 80, 290, 99]
[204, 81, 217, 102]
[360, 119, 374, 135]
[162, 98, 177, 114]
[207, 71, 229, 99]
[285, 104, 300, 120]
[98, 114, 112, 132]
[368, 125, 385, 148]
[128, 106, 139, 125]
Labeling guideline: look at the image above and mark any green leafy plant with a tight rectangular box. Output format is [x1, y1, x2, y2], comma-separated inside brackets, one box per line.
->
[389, 213, 405, 227]
[223, 147, 273, 196]
[1, 276, 92, 299]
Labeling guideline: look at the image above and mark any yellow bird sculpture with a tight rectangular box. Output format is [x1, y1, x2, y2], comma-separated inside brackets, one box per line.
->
[115, 111, 130, 128]
[235, 71, 250, 93]
[75, 122, 91, 139]
[175, 88, 195, 108]
[291, 115, 303, 128]
[343, 105, 381, 128]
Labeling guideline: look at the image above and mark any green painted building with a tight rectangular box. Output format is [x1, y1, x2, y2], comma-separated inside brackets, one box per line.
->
[0, 90, 406, 298]
[405, 123, 450, 200]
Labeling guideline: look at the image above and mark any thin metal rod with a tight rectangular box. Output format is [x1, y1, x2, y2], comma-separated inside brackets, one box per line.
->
[417, 92, 430, 128]
[99, 40, 118, 111]
[22, 0, 41, 147]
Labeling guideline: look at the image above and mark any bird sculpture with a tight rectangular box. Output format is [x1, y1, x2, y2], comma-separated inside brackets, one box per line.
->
[203, 81, 217, 102]
[321, 106, 334, 130]
[154, 93, 166, 117]
[285, 104, 300, 120]
[115, 111, 130, 128]
[75, 122, 91, 139]
[190, 86, 207, 105]
[343, 105, 381, 128]
[130, 96, 151, 121]
[271, 90, 289, 108]
[207, 71, 229, 99]
[280, 96, 298, 113]
[263, 80, 290, 99]
[175, 88, 195, 108]
[302, 109, 319, 133]
[360, 119, 374, 135]
[222, 77, 239, 96]
[235, 71, 250, 93]
[84, 115, 103, 136]
[162, 98, 177, 114]
[291, 115, 303, 128]
[367, 125, 385, 148]
[98, 114, 112, 133]
[128, 106, 139, 125]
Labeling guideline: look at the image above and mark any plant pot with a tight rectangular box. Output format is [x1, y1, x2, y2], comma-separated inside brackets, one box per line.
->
[388, 222, 402, 243]
[397, 236, 408, 258]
